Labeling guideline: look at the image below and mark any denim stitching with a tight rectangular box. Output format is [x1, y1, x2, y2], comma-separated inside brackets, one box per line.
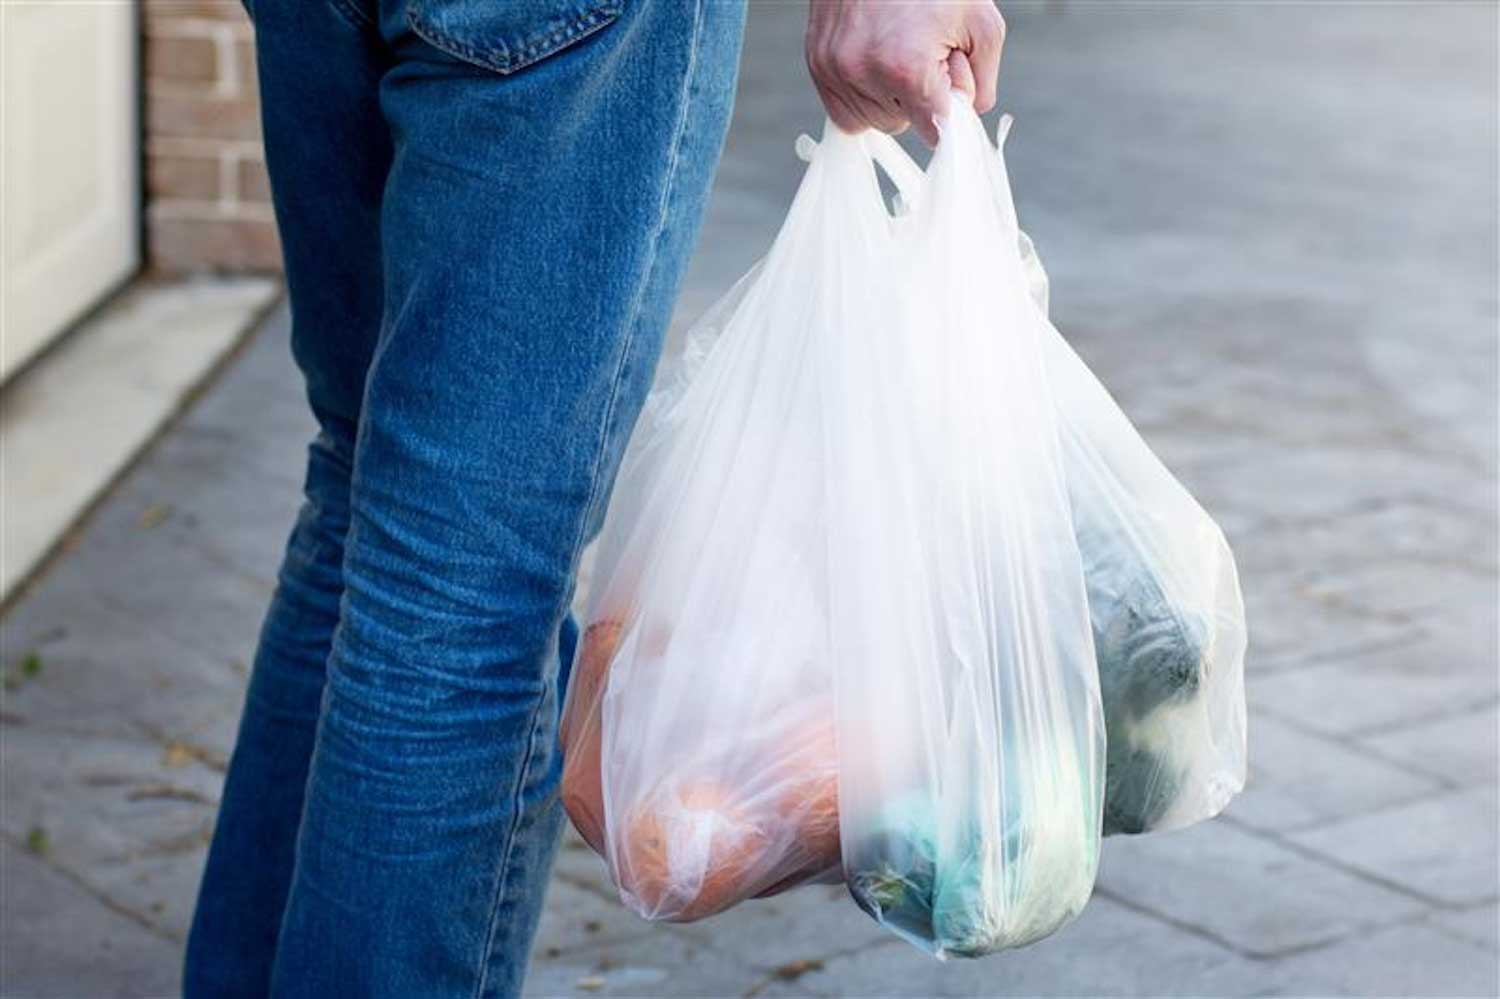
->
[408, 4, 621, 75]
[326, 0, 376, 33]
[471, 676, 550, 999]
[473, 4, 707, 991]
[565, 0, 705, 583]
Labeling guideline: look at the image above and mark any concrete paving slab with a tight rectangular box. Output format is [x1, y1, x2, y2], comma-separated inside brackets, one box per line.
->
[789, 895, 1251, 998]
[0, 725, 222, 942]
[1250, 637, 1499, 738]
[1233, 500, 1498, 583]
[674, 883, 890, 976]
[550, 826, 616, 897]
[1290, 788, 1500, 908]
[1261, 923, 1499, 999]
[1225, 714, 1442, 833]
[1430, 904, 1500, 953]
[1360, 704, 1500, 789]
[53, 519, 272, 669]
[520, 925, 764, 999]
[1, 586, 246, 746]
[1239, 577, 1427, 675]
[77, 424, 306, 591]
[1096, 820, 1426, 957]
[0, 839, 181, 999]
[532, 877, 659, 957]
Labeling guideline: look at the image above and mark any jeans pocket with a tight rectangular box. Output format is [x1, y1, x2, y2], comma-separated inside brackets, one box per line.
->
[406, 0, 624, 75]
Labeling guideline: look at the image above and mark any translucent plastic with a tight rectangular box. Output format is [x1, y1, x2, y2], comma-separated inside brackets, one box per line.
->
[559, 97, 1245, 955]
[819, 106, 1103, 958]
[858, 115, 1249, 837]
[1018, 234, 1248, 835]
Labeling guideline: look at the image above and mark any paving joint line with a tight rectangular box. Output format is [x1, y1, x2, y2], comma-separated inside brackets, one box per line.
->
[1090, 884, 1254, 959]
[1221, 812, 1485, 911]
[0, 829, 183, 945]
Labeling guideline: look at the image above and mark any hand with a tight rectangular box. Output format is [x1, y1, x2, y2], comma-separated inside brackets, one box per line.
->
[805, 1, 1006, 146]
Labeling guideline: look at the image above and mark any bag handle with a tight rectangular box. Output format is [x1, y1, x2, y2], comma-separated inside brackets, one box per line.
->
[794, 99, 1017, 228]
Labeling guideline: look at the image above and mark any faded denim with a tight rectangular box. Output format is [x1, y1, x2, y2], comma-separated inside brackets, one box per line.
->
[184, 1, 745, 995]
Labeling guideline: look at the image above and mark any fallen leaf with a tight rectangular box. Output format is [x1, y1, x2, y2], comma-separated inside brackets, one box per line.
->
[772, 958, 824, 981]
[160, 740, 226, 772]
[4, 652, 43, 691]
[25, 826, 49, 856]
[138, 503, 172, 529]
[162, 743, 195, 768]
[575, 975, 606, 991]
[127, 783, 216, 806]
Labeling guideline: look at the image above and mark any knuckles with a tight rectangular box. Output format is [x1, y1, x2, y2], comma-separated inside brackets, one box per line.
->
[828, 42, 869, 83]
[870, 47, 930, 95]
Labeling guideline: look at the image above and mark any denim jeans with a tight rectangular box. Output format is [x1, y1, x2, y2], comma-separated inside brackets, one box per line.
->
[183, 1, 745, 995]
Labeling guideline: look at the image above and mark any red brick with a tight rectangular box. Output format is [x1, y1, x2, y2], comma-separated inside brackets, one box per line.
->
[149, 215, 283, 274]
[236, 156, 271, 203]
[146, 34, 219, 85]
[144, 0, 249, 27]
[148, 93, 261, 141]
[234, 39, 259, 96]
[148, 153, 222, 201]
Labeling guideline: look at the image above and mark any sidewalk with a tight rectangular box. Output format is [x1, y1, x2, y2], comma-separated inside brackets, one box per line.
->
[3, 4, 1497, 997]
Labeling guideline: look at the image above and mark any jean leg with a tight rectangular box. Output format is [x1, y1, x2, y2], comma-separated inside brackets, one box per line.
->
[268, 2, 746, 995]
[185, 435, 356, 997]
[183, 2, 391, 993]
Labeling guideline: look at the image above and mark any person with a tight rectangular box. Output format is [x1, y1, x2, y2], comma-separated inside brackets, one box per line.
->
[183, 1, 1005, 995]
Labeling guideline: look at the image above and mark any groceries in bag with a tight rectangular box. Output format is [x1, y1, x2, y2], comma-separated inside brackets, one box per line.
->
[558, 96, 1247, 958]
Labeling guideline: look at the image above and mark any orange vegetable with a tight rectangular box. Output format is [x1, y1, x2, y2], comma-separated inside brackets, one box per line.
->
[559, 619, 621, 856]
[619, 780, 772, 921]
[559, 616, 842, 920]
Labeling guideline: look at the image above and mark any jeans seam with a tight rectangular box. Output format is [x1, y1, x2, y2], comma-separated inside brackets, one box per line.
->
[407, 5, 622, 75]
[563, 0, 707, 593]
[472, 680, 550, 999]
[474, 6, 707, 992]
[327, 0, 376, 33]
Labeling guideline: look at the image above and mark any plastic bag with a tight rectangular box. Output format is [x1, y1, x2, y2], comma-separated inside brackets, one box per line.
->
[560, 96, 1246, 956]
[561, 98, 1105, 957]
[558, 131, 864, 921]
[856, 118, 1249, 837]
[1018, 234, 1248, 835]
[817, 104, 1104, 957]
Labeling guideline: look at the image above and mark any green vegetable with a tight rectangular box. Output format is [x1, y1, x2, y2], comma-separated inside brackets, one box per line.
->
[1089, 565, 1212, 835]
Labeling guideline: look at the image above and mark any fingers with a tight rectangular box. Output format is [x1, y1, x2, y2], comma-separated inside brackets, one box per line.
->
[899, 90, 947, 148]
[804, 1, 1007, 146]
[843, 82, 910, 136]
[947, 50, 976, 105]
[967, 7, 1006, 114]
[806, 16, 907, 136]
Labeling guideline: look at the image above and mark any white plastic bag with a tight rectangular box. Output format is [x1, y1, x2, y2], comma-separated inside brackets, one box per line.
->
[559, 95, 1245, 956]
[561, 97, 1106, 954]
[817, 104, 1104, 957]
[1017, 234, 1248, 835]
[558, 127, 866, 922]
[854, 116, 1249, 837]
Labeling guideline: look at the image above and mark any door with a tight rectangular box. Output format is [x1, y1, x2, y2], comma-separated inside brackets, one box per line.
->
[2, 1, 140, 382]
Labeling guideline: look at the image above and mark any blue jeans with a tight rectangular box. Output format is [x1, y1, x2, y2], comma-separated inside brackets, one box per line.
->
[183, 1, 744, 995]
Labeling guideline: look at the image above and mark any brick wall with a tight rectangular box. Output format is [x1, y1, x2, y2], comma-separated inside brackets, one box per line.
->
[143, 1, 280, 273]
